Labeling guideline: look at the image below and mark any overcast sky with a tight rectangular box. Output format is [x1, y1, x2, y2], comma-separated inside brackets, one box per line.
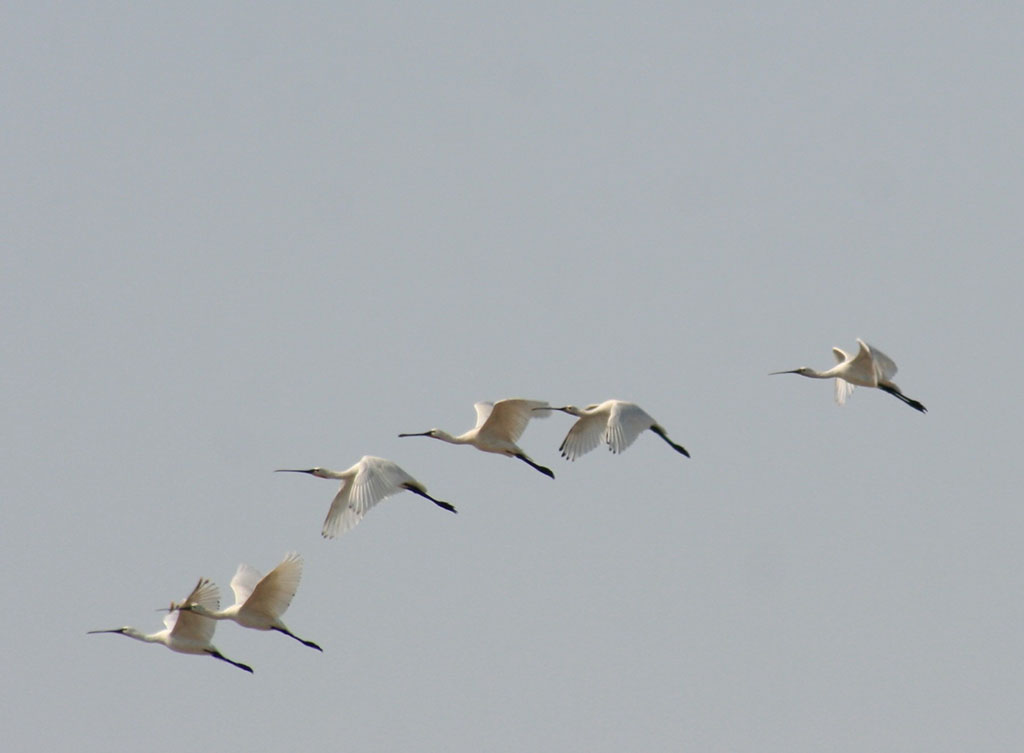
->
[4, 3, 1023, 751]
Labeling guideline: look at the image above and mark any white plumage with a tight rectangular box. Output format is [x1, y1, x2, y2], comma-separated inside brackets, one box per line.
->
[276, 456, 456, 539]
[550, 400, 690, 461]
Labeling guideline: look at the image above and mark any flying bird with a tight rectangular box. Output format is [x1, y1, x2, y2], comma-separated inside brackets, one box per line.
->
[276, 455, 456, 539]
[172, 552, 321, 651]
[771, 338, 927, 413]
[88, 577, 253, 673]
[546, 400, 690, 460]
[399, 398, 555, 478]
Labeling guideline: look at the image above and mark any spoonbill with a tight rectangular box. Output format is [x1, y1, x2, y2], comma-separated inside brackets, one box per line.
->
[546, 400, 690, 460]
[88, 577, 253, 673]
[172, 553, 322, 651]
[771, 338, 927, 413]
[276, 455, 456, 539]
[399, 398, 555, 478]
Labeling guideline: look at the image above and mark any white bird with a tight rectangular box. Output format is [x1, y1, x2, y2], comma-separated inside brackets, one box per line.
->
[399, 398, 555, 478]
[88, 577, 253, 673]
[173, 553, 321, 651]
[276, 455, 456, 539]
[771, 338, 927, 413]
[546, 400, 690, 461]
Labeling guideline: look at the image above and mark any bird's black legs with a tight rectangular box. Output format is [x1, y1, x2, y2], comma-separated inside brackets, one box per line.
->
[515, 453, 555, 479]
[272, 626, 324, 652]
[650, 425, 691, 457]
[879, 384, 927, 413]
[403, 485, 458, 513]
[207, 649, 254, 673]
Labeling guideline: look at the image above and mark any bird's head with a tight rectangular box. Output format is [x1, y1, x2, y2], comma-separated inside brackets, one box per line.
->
[178, 601, 210, 615]
[154, 600, 185, 613]
[550, 405, 583, 416]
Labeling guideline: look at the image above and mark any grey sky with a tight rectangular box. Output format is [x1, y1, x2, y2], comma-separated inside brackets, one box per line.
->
[3, 3, 1023, 751]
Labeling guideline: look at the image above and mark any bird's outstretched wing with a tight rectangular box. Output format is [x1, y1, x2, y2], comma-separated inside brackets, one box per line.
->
[472, 402, 494, 430]
[831, 345, 855, 404]
[229, 563, 264, 608]
[840, 339, 880, 387]
[482, 398, 549, 443]
[559, 410, 606, 460]
[863, 341, 899, 381]
[322, 478, 355, 538]
[243, 553, 302, 620]
[834, 378, 855, 405]
[322, 457, 411, 538]
[604, 402, 654, 454]
[168, 577, 220, 645]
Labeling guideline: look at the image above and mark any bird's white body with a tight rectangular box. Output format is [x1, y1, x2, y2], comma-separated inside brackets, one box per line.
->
[179, 553, 321, 651]
[551, 400, 690, 460]
[276, 455, 456, 539]
[88, 578, 253, 672]
[399, 398, 555, 478]
[772, 338, 926, 413]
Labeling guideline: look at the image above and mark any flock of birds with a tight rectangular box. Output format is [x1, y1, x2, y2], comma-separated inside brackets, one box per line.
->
[89, 338, 927, 673]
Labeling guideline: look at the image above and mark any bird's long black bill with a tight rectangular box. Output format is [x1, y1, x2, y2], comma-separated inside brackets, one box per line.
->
[274, 469, 316, 474]
[397, 432, 432, 438]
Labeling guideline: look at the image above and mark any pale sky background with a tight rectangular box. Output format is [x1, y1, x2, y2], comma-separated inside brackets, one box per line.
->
[3, 2, 1023, 751]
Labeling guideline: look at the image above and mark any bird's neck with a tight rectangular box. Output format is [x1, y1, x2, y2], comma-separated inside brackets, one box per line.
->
[433, 431, 467, 445]
[191, 604, 230, 620]
[126, 628, 161, 644]
[800, 368, 833, 379]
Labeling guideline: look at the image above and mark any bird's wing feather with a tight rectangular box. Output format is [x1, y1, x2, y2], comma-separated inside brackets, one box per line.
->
[834, 378, 855, 405]
[169, 578, 220, 645]
[244, 553, 302, 620]
[484, 398, 549, 442]
[229, 562, 263, 607]
[845, 339, 880, 386]
[162, 608, 179, 632]
[864, 341, 899, 381]
[322, 458, 410, 538]
[604, 402, 653, 454]
[559, 411, 605, 460]
[832, 347, 849, 364]
[472, 402, 494, 430]
[321, 477, 355, 538]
